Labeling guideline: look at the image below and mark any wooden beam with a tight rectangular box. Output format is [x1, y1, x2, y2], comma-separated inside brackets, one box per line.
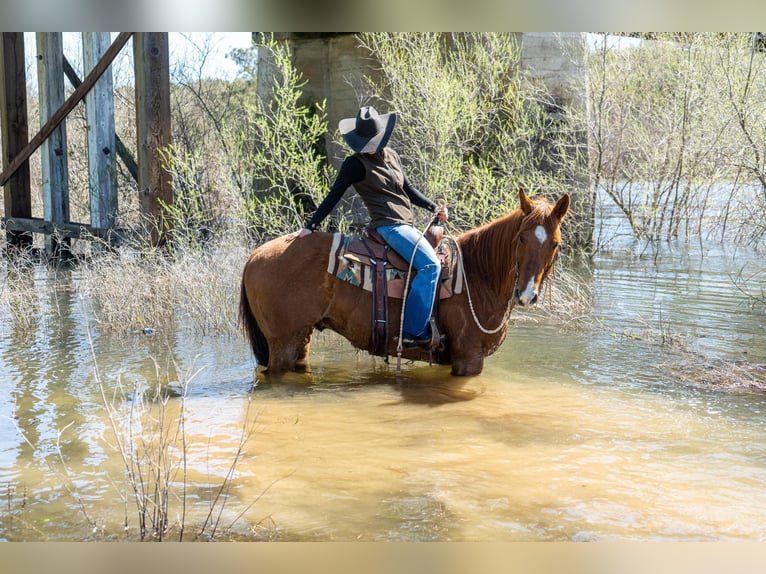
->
[0, 32, 31, 250]
[62, 54, 139, 183]
[0, 32, 32, 250]
[36, 32, 70, 257]
[3, 216, 125, 242]
[83, 32, 118, 231]
[134, 32, 172, 246]
[0, 31, 132, 188]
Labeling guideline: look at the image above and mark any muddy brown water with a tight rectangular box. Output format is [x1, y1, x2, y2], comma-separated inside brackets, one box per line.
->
[1, 234, 765, 541]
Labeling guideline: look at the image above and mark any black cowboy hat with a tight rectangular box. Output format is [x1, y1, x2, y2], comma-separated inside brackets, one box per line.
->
[339, 106, 397, 154]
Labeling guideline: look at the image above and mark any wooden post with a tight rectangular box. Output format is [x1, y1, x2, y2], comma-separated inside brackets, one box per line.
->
[134, 32, 172, 246]
[0, 32, 32, 251]
[0, 32, 132, 188]
[83, 32, 117, 232]
[36, 32, 70, 257]
[63, 56, 139, 184]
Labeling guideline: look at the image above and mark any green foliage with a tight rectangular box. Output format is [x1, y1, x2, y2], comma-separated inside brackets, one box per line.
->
[158, 36, 333, 245]
[588, 32, 766, 247]
[236, 36, 332, 242]
[227, 46, 258, 82]
[159, 144, 217, 250]
[357, 33, 581, 231]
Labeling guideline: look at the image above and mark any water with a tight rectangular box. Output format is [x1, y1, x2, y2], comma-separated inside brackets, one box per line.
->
[0, 235, 765, 541]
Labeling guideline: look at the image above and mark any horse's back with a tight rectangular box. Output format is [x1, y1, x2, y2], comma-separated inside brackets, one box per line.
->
[242, 232, 335, 317]
[245, 232, 332, 273]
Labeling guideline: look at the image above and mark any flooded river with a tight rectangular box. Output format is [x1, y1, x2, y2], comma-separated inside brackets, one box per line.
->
[1, 228, 765, 541]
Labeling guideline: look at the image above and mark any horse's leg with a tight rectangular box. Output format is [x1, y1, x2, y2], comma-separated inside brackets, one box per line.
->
[294, 336, 311, 372]
[266, 335, 311, 373]
[242, 235, 332, 375]
[255, 305, 320, 374]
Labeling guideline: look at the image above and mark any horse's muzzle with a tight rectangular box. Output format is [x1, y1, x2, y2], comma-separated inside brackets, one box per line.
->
[513, 277, 538, 307]
[513, 288, 538, 307]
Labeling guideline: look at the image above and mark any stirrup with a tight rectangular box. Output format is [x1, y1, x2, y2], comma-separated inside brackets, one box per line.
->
[402, 318, 443, 351]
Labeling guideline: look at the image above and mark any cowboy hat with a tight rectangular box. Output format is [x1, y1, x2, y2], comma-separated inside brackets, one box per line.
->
[339, 106, 397, 153]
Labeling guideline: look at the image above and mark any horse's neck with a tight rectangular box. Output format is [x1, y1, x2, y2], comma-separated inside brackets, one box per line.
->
[458, 210, 522, 300]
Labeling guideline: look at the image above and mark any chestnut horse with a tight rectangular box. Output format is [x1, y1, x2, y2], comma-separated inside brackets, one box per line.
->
[239, 188, 569, 376]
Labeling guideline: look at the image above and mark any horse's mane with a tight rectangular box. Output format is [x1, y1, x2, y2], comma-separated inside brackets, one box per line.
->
[457, 199, 554, 294]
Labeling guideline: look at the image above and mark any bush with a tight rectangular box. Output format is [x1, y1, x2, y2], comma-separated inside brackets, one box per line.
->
[357, 33, 584, 233]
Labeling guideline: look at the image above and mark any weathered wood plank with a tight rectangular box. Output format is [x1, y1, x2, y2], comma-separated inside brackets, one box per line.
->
[0, 32, 132, 188]
[134, 32, 173, 247]
[83, 32, 117, 231]
[62, 54, 139, 183]
[0, 32, 32, 249]
[2, 215, 124, 242]
[36, 32, 70, 256]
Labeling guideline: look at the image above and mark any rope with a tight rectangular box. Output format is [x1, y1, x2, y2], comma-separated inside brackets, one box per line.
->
[446, 230, 515, 335]
[395, 220, 430, 375]
[393, 200, 524, 372]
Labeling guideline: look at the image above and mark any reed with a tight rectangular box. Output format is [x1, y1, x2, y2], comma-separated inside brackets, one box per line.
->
[88, 327, 261, 541]
[78, 230, 249, 336]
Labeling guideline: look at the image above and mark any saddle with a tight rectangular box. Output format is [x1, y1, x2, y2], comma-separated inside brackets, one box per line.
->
[346, 225, 439, 271]
[326, 224, 463, 358]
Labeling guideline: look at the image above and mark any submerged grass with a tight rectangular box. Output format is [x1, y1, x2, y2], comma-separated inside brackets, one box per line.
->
[665, 355, 766, 392]
[77, 233, 251, 336]
[92, 345, 259, 541]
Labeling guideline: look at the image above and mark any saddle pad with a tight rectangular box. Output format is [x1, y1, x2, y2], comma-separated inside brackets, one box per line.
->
[327, 233, 463, 299]
[327, 233, 408, 293]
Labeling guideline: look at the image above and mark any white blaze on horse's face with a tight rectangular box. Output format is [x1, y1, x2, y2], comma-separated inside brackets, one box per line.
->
[513, 189, 570, 309]
[534, 225, 547, 245]
[513, 224, 558, 307]
[517, 277, 537, 307]
[517, 227, 548, 305]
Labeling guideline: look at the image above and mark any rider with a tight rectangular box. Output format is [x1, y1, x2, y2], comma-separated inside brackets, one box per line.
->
[295, 105, 448, 347]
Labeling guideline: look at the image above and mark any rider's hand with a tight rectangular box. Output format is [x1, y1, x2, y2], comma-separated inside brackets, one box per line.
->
[434, 204, 449, 222]
[288, 228, 313, 241]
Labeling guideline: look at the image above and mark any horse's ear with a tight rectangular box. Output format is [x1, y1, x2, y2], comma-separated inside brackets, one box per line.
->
[518, 187, 534, 215]
[553, 193, 570, 222]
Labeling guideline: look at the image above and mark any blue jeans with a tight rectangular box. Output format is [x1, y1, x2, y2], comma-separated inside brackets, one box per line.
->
[376, 224, 440, 339]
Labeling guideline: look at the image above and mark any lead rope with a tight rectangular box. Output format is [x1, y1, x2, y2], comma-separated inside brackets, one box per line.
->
[394, 202, 519, 374]
[447, 233, 515, 334]
[382, 156, 424, 376]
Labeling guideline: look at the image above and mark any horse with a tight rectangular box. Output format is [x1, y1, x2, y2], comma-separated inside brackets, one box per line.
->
[239, 188, 570, 377]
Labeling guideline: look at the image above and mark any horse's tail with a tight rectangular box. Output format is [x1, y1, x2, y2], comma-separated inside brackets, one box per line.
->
[239, 273, 269, 367]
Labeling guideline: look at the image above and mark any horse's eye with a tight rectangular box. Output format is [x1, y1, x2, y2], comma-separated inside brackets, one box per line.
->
[519, 235, 525, 244]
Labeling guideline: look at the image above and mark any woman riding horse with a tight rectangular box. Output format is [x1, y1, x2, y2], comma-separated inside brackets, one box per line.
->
[292, 105, 448, 348]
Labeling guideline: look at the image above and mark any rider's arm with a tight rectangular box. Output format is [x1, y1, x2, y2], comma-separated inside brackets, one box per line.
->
[303, 156, 366, 232]
[402, 175, 438, 213]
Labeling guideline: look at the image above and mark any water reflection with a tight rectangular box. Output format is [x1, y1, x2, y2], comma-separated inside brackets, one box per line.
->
[254, 361, 484, 407]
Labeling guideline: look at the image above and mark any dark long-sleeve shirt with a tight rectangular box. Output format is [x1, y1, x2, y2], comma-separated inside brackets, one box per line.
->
[305, 148, 437, 231]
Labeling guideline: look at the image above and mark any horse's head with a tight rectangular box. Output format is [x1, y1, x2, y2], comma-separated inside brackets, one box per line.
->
[512, 188, 570, 307]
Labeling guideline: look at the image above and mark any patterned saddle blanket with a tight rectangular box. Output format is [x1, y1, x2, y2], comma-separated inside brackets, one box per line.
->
[326, 227, 463, 300]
